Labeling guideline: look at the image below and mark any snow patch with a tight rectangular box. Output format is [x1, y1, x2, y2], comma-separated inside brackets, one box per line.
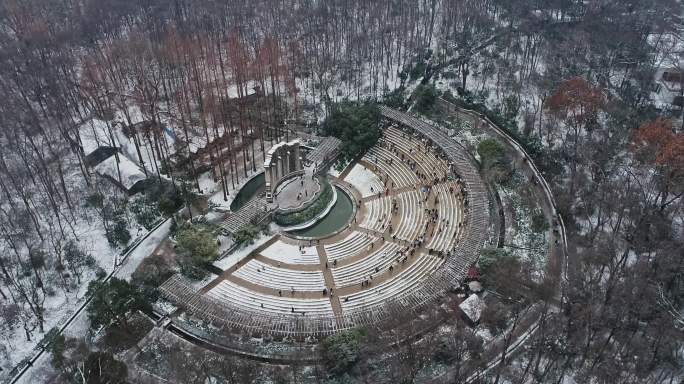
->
[260, 240, 319, 265]
[343, 163, 383, 198]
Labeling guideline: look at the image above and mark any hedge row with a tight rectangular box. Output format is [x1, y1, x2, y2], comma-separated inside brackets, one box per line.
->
[273, 179, 334, 226]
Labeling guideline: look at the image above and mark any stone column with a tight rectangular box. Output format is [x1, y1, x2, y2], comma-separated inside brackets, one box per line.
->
[265, 164, 273, 202]
[294, 143, 302, 171]
[278, 152, 284, 177]
[285, 151, 291, 175]
[267, 165, 273, 188]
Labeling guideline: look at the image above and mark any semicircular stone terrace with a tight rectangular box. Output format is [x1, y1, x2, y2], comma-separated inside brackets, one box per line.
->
[160, 106, 491, 337]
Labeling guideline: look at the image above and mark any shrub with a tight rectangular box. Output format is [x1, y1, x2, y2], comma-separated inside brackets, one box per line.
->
[233, 225, 260, 246]
[478, 248, 513, 276]
[477, 138, 505, 168]
[531, 209, 549, 233]
[95, 267, 107, 279]
[322, 328, 367, 376]
[174, 223, 219, 279]
[48, 333, 66, 369]
[63, 240, 95, 283]
[107, 215, 131, 247]
[141, 180, 184, 217]
[158, 195, 180, 216]
[273, 180, 333, 226]
[410, 61, 427, 81]
[129, 195, 161, 230]
[383, 87, 406, 109]
[477, 138, 513, 185]
[85, 193, 104, 208]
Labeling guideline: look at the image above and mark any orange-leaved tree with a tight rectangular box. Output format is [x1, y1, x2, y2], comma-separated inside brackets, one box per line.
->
[545, 76, 605, 132]
[631, 118, 684, 211]
[545, 76, 606, 195]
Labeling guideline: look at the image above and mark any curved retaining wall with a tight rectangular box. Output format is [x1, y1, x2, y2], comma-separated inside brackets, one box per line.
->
[278, 183, 338, 231]
[282, 182, 358, 241]
[436, 98, 569, 288]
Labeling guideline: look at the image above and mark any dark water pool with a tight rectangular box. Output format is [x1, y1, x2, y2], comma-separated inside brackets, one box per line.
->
[290, 186, 354, 238]
[230, 173, 266, 211]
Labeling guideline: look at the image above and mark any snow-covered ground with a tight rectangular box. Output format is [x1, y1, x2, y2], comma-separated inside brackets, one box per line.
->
[475, 327, 494, 344]
[500, 186, 548, 283]
[327, 166, 342, 178]
[212, 233, 275, 271]
[9, 217, 172, 384]
[260, 240, 319, 264]
[0, 154, 154, 376]
[197, 171, 220, 197]
[343, 163, 383, 197]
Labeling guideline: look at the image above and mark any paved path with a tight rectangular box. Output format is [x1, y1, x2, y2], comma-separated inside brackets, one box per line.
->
[316, 245, 343, 316]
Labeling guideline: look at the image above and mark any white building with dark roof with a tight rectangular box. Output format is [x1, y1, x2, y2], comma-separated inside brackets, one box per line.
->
[93, 154, 148, 195]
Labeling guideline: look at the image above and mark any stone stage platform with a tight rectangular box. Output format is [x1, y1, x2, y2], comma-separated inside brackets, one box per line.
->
[274, 172, 322, 210]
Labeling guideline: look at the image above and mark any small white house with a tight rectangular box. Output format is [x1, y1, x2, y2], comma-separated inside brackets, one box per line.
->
[93, 154, 148, 195]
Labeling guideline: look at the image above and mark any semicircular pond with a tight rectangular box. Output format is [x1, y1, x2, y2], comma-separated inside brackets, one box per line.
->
[289, 186, 354, 238]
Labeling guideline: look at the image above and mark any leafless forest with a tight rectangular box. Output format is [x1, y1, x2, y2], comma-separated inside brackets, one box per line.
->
[0, 0, 683, 383]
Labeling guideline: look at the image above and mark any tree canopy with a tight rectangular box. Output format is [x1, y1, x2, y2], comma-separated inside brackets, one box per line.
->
[175, 223, 219, 279]
[175, 223, 219, 263]
[86, 277, 151, 331]
[322, 101, 381, 165]
[322, 328, 368, 376]
[412, 83, 439, 115]
[631, 117, 684, 210]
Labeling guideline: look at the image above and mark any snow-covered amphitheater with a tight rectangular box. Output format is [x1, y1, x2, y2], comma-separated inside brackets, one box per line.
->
[160, 107, 491, 337]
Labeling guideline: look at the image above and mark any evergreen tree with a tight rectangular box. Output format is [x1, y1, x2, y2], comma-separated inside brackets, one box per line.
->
[86, 278, 151, 331]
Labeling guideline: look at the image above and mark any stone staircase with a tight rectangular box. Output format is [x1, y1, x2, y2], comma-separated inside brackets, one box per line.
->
[221, 196, 270, 234]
